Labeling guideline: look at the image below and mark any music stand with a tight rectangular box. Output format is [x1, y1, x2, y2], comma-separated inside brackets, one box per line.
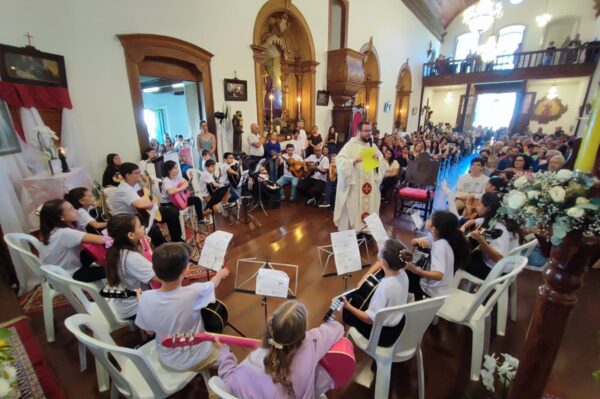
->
[318, 237, 371, 279]
[234, 258, 298, 325]
[204, 185, 229, 230]
[239, 170, 262, 228]
[249, 159, 268, 217]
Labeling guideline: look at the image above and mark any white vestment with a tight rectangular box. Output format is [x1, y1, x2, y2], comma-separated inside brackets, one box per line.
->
[334, 138, 387, 232]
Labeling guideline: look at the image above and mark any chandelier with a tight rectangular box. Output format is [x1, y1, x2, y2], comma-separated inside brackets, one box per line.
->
[463, 0, 503, 33]
[479, 35, 498, 63]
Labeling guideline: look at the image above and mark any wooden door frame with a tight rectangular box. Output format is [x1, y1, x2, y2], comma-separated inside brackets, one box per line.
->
[117, 34, 215, 156]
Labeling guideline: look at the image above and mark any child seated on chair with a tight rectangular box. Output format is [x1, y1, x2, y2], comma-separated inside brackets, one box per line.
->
[341, 238, 408, 347]
[255, 165, 282, 208]
[216, 300, 343, 398]
[161, 160, 210, 224]
[199, 159, 231, 218]
[64, 187, 107, 233]
[105, 214, 159, 320]
[135, 243, 229, 371]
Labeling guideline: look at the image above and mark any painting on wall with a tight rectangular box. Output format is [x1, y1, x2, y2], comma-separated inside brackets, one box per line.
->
[316, 90, 329, 106]
[0, 44, 68, 87]
[0, 101, 21, 156]
[224, 79, 247, 101]
[531, 96, 568, 124]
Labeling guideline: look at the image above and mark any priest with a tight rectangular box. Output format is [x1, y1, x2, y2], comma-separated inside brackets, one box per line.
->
[334, 121, 387, 232]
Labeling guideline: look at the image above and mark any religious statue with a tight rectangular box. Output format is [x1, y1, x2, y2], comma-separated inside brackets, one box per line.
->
[232, 110, 244, 152]
[34, 125, 59, 160]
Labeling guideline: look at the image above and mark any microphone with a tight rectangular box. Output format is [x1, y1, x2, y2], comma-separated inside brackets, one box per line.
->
[368, 138, 379, 173]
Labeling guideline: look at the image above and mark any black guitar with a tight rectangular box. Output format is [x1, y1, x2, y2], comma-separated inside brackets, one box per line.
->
[467, 227, 503, 249]
[100, 287, 228, 333]
[227, 163, 241, 188]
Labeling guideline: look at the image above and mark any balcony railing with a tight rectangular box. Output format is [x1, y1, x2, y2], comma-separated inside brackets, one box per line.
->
[423, 45, 600, 77]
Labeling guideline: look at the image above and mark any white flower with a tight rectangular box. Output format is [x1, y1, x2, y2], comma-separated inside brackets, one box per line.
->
[1, 365, 16, 384]
[567, 207, 584, 218]
[549, 186, 566, 203]
[502, 353, 520, 369]
[527, 190, 540, 200]
[497, 362, 517, 382]
[514, 175, 529, 188]
[0, 378, 11, 397]
[482, 354, 497, 371]
[576, 197, 589, 205]
[507, 191, 527, 209]
[556, 169, 574, 182]
[480, 368, 496, 392]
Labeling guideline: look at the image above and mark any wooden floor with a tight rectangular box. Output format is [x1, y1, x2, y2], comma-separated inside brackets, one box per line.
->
[1, 201, 599, 398]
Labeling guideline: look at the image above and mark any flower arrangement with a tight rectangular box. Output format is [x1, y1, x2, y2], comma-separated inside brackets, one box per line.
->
[480, 353, 520, 399]
[0, 328, 17, 399]
[33, 125, 59, 161]
[497, 170, 600, 246]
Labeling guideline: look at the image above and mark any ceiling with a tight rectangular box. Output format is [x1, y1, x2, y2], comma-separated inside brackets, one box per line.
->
[402, 0, 477, 41]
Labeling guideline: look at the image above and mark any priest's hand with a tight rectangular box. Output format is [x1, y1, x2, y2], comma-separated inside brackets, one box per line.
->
[353, 156, 363, 165]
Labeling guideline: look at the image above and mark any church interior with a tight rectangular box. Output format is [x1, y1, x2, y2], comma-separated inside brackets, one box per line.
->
[0, 0, 599, 398]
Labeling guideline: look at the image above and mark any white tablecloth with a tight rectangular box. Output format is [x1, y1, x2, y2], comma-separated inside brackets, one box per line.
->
[21, 166, 92, 231]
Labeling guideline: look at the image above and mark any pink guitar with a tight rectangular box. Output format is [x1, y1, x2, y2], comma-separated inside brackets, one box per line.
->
[170, 182, 191, 210]
[161, 333, 355, 389]
[82, 237, 153, 267]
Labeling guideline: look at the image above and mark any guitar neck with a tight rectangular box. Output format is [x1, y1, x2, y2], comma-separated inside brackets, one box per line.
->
[162, 332, 261, 349]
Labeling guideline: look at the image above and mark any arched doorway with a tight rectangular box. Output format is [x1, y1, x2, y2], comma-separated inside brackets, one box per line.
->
[252, 0, 318, 134]
[118, 34, 215, 155]
[354, 40, 381, 123]
[394, 61, 412, 131]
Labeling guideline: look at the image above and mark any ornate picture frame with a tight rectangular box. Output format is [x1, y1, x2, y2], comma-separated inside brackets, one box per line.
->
[0, 44, 68, 87]
[531, 96, 568, 124]
[316, 90, 330, 106]
[0, 101, 21, 156]
[224, 79, 247, 101]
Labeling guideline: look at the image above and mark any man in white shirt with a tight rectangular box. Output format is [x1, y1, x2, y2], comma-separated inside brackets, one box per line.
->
[246, 122, 265, 172]
[454, 157, 489, 213]
[296, 119, 308, 153]
[297, 144, 329, 205]
[112, 162, 181, 245]
[276, 143, 303, 201]
[289, 129, 304, 157]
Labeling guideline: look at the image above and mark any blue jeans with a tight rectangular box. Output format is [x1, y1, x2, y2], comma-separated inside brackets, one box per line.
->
[267, 157, 279, 182]
[323, 180, 336, 205]
[228, 186, 240, 203]
[276, 175, 299, 200]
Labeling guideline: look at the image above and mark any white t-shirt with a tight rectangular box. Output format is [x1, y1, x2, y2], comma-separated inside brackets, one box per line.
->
[304, 154, 329, 182]
[420, 239, 454, 297]
[110, 250, 154, 319]
[247, 133, 264, 157]
[135, 282, 216, 370]
[474, 219, 519, 269]
[112, 182, 141, 215]
[456, 173, 489, 198]
[199, 170, 216, 198]
[219, 161, 239, 185]
[366, 270, 409, 326]
[298, 129, 308, 150]
[290, 139, 303, 156]
[281, 153, 303, 177]
[76, 208, 95, 231]
[161, 176, 185, 204]
[39, 228, 86, 276]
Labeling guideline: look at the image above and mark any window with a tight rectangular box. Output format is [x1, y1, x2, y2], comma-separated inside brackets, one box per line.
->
[143, 108, 166, 141]
[495, 25, 526, 69]
[455, 32, 480, 60]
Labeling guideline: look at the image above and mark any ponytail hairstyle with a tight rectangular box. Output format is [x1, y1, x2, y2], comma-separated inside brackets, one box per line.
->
[430, 211, 470, 270]
[40, 199, 70, 245]
[105, 214, 141, 286]
[379, 238, 408, 270]
[64, 187, 89, 210]
[480, 192, 502, 228]
[263, 300, 308, 397]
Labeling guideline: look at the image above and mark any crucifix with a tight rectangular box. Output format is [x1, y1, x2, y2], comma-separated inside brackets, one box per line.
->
[24, 32, 34, 46]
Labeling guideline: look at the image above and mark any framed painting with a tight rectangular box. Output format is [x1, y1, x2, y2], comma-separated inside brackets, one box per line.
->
[531, 96, 568, 124]
[316, 90, 330, 106]
[0, 101, 21, 156]
[224, 79, 247, 101]
[0, 44, 67, 87]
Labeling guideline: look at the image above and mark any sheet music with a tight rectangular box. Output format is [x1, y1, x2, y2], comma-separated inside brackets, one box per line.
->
[145, 205, 158, 234]
[331, 230, 362, 275]
[239, 170, 248, 189]
[364, 213, 388, 247]
[199, 231, 233, 271]
[256, 268, 290, 298]
[410, 211, 424, 230]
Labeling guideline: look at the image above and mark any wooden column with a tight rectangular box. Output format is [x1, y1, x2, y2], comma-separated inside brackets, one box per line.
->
[458, 83, 471, 131]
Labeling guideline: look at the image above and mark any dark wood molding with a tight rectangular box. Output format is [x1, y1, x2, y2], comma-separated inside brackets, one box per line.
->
[401, 0, 446, 41]
[117, 34, 215, 156]
[423, 63, 596, 87]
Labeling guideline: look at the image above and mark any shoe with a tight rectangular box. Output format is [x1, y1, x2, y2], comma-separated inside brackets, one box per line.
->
[306, 198, 316, 205]
[223, 202, 236, 209]
[318, 202, 330, 208]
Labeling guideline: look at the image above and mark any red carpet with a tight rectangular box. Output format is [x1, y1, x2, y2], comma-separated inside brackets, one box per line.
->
[0, 316, 65, 399]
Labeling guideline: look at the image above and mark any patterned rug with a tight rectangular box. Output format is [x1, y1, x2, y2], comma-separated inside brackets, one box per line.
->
[18, 287, 70, 315]
[0, 316, 65, 398]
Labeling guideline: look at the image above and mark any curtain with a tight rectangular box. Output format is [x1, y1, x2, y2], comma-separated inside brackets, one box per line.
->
[61, 108, 85, 168]
[185, 83, 201, 167]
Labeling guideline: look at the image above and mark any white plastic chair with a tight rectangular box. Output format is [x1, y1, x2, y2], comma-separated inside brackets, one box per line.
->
[348, 296, 447, 399]
[4, 233, 59, 342]
[64, 313, 209, 399]
[437, 255, 528, 381]
[208, 376, 237, 399]
[102, 187, 117, 214]
[41, 265, 132, 392]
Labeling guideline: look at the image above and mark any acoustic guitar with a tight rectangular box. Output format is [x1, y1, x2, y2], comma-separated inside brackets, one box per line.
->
[283, 156, 305, 178]
[170, 181, 191, 210]
[139, 173, 163, 222]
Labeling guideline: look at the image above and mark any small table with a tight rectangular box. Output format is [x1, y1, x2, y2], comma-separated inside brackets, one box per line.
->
[21, 167, 92, 230]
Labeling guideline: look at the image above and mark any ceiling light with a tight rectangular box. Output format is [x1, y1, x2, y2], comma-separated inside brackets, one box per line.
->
[142, 87, 159, 93]
[478, 35, 498, 63]
[536, 0, 552, 28]
[463, 0, 503, 33]
[509, 0, 524, 4]
[547, 83, 558, 99]
[172, 83, 184, 89]
[444, 91, 453, 103]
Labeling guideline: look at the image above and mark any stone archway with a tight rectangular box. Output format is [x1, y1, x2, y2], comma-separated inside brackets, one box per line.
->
[355, 40, 381, 123]
[394, 61, 412, 131]
[118, 34, 215, 154]
[251, 0, 318, 134]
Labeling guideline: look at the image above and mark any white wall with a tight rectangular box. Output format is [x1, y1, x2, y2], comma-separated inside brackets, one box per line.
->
[0, 0, 437, 179]
[142, 91, 190, 139]
[442, 0, 599, 57]
[526, 77, 588, 135]
[423, 86, 467, 126]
